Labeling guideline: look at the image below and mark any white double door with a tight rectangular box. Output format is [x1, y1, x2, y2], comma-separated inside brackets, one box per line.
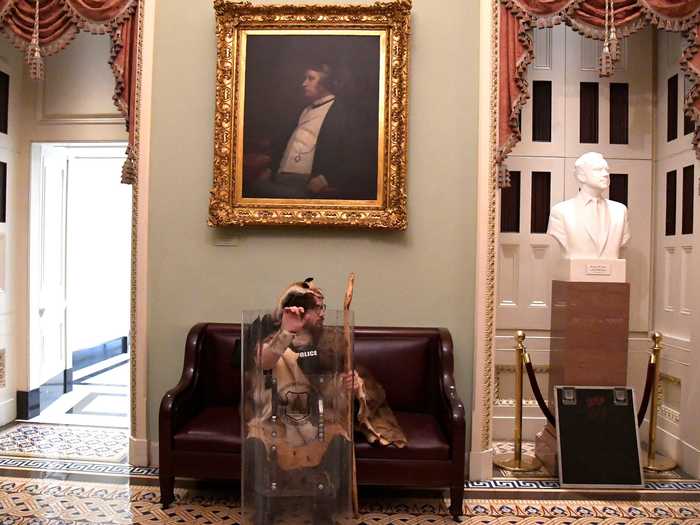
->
[29, 146, 69, 394]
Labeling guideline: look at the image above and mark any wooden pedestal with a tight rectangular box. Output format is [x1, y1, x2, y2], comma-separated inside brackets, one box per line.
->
[535, 280, 631, 474]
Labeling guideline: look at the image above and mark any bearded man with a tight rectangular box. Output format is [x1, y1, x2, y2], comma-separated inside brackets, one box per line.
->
[242, 278, 405, 525]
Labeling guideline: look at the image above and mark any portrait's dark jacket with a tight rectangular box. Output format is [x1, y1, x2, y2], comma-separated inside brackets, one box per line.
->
[273, 99, 378, 200]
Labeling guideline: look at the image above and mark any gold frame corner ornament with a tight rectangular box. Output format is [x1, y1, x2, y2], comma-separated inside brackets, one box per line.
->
[209, 1, 411, 229]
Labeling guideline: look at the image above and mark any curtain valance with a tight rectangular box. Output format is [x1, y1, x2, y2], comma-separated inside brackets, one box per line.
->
[499, 0, 700, 178]
[0, 0, 139, 183]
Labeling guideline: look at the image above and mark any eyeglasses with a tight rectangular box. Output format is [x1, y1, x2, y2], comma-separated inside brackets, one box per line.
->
[313, 304, 327, 312]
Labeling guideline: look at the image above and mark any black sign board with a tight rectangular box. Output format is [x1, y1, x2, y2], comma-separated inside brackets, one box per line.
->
[556, 386, 644, 488]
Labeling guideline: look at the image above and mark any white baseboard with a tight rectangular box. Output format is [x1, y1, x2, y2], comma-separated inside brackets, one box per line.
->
[681, 440, 700, 478]
[150, 441, 159, 467]
[0, 398, 15, 426]
[468, 447, 493, 480]
[493, 416, 547, 441]
[637, 421, 700, 477]
[640, 421, 682, 459]
[129, 436, 150, 467]
[645, 426, 700, 478]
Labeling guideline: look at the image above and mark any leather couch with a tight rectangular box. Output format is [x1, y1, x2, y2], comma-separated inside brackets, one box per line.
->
[159, 323, 466, 518]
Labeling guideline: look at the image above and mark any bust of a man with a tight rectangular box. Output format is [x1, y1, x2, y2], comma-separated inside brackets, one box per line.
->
[547, 152, 630, 260]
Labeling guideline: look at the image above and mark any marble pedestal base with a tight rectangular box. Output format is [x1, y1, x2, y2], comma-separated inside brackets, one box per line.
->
[535, 280, 631, 474]
[535, 424, 559, 475]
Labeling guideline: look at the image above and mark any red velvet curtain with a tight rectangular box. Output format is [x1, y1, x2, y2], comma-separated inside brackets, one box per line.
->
[497, 4, 532, 166]
[0, 0, 139, 183]
[573, 0, 645, 31]
[499, 0, 700, 175]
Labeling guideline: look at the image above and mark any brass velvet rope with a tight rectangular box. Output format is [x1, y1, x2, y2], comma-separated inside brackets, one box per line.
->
[521, 348, 657, 430]
[522, 353, 556, 428]
[636, 353, 656, 428]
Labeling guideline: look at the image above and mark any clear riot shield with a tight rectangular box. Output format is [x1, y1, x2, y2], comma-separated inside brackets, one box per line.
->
[241, 309, 354, 525]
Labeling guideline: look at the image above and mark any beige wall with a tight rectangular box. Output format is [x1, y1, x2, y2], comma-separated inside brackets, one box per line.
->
[147, 0, 480, 447]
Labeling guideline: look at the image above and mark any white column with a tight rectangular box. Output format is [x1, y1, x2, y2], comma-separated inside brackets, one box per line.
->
[470, 0, 496, 480]
[130, 0, 156, 467]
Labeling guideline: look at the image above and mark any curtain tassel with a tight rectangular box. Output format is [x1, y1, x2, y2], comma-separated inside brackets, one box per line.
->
[600, 42, 613, 78]
[121, 145, 138, 185]
[26, 0, 44, 80]
[599, 0, 617, 78]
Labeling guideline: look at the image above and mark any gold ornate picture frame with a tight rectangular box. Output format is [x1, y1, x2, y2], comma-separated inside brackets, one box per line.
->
[209, 0, 411, 229]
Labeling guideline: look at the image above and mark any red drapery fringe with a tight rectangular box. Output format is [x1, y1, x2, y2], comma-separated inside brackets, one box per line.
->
[498, 0, 700, 179]
[0, 0, 139, 183]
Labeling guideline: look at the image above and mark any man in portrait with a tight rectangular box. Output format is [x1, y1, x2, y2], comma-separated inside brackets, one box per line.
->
[242, 37, 380, 201]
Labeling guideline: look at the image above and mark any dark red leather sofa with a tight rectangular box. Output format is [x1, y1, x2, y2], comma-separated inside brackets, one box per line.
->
[159, 323, 466, 519]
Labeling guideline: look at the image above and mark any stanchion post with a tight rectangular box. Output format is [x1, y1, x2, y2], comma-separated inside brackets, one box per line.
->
[493, 331, 541, 472]
[513, 330, 524, 466]
[644, 331, 677, 472]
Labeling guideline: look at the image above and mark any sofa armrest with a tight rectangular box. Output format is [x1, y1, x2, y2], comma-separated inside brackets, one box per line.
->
[435, 328, 466, 464]
[159, 323, 209, 453]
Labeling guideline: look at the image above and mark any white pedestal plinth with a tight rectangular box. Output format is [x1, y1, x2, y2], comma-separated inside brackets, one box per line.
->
[555, 258, 626, 282]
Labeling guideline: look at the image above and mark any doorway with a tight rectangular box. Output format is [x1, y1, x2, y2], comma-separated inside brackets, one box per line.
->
[26, 142, 131, 429]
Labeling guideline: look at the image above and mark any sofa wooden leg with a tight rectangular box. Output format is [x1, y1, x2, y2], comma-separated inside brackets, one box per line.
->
[449, 483, 463, 521]
[160, 474, 175, 508]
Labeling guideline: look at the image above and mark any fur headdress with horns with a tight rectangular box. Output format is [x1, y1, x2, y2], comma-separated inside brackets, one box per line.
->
[274, 277, 324, 318]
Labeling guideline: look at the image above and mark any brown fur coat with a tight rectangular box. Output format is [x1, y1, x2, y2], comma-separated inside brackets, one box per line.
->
[355, 366, 407, 448]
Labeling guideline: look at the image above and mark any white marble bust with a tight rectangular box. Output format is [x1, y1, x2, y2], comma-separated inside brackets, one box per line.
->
[547, 152, 630, 260]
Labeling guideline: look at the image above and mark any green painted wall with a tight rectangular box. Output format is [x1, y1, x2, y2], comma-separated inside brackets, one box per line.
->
[148, 0, 480, 448]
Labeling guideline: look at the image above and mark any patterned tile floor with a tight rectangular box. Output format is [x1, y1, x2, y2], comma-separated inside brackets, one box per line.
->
[0, 431, 698, 523]
[0, 422, 128, 463]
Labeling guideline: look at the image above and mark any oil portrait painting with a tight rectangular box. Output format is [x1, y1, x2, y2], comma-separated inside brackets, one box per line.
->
[242, 34, 380, 202]
[209, 1, 410, 228]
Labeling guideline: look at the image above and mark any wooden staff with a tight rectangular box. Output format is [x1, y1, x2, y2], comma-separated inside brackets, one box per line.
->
[343, 273, 358, 516]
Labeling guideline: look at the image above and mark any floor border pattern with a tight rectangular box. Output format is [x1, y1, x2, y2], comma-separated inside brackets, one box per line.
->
[0, 456, 158, 477]
[467, 479, 700, 491]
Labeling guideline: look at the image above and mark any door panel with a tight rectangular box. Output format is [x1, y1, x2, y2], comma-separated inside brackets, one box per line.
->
[30, 146, 68, 390]
[497, 156, 565, 329]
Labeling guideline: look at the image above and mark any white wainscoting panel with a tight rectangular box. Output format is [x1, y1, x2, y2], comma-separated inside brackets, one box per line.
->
[498, 157, 564, 330]
[498, 244, 519, 308]
[533, 28, 552, 70]
[655, 153, 696, 341]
